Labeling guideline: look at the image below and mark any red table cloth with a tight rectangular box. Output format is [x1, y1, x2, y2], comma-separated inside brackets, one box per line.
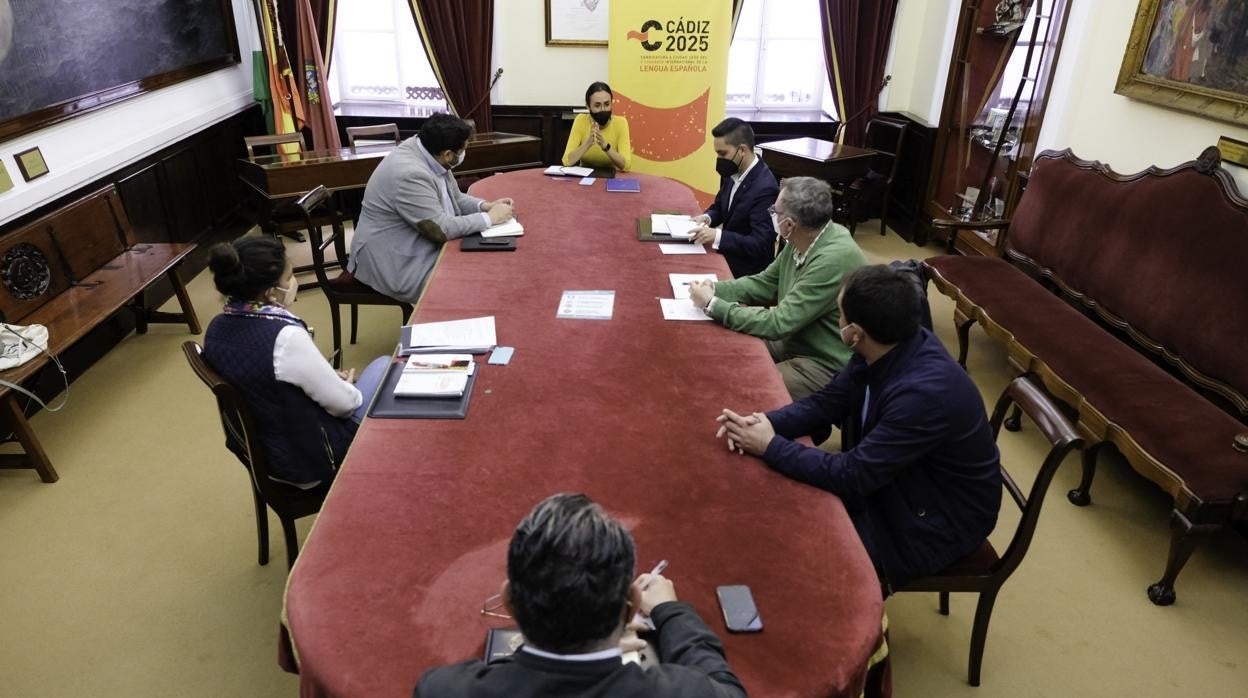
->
[283, 170, 886, 697]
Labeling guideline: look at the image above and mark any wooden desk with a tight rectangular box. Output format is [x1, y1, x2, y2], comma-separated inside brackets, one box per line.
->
[238, 131, 542, 199]
[283, 169, 887, 697]
[759, 137, 878, 184]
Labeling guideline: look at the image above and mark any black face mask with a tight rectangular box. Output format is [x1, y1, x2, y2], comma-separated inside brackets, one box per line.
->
[715, 149, 743, 178]
[591, 110, 612, 126]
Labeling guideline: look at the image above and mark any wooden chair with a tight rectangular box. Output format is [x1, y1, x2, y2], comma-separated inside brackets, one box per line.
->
[182, 341, 328, 570]
[895, 374, 1083, 686]
[842, 117, 908, 236]
[242, 133, 317, 243]
[293, 185, 413, 369]
[243, 132, 307, 159]
[346, 123, 401, 149]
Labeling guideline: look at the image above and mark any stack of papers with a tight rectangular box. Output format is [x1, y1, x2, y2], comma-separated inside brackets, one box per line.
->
[482, 218, 524, 238]
[400, 316, 496, 355]
[394, 372, 470, 398]
[394, 354, 475, 397]
[668, 273, 718, 299]
[650, 214, 699, 239]
[659, 243, 708, 255]
[544, 165, 594, 177]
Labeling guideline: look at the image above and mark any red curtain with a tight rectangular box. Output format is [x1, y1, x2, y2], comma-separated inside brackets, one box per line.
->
[293, 0, 340, 149]
[269, 0, 339, 148]
[820, 0, 899, 146]
[408, 0, 496, 131]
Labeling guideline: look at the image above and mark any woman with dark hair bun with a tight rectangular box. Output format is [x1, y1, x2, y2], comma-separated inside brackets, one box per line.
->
[562, 81, 632, 171]
[202, 236, 389, 488]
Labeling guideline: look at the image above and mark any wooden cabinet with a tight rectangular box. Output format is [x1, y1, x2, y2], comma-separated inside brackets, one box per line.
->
[924, 0, 1071, 256]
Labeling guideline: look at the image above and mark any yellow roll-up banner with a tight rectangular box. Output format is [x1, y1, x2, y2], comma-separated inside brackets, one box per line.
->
[609, 1, 730, 206]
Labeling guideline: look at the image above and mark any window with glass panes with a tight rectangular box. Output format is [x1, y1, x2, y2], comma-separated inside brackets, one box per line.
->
[728, 0, 836, 115]
[327, 0, 446, 110]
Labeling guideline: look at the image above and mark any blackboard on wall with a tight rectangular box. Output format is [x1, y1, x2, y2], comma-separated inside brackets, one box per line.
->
[0, 0, 240, 143]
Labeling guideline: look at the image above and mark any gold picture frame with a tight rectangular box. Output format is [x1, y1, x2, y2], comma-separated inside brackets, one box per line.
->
[545, 0, 609, 47]
[14, 147, 49, 182]
[1116, 0, 1248, 126]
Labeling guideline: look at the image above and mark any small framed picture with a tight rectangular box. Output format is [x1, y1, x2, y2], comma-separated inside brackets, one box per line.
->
[14, 147, 49, 182]
[545, 0, 609, 47]
[0, 159, 13, 194]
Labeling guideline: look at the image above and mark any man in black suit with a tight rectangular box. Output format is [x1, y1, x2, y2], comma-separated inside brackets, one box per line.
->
[414, 493, 746, 697]
[691, 118, 780, 278]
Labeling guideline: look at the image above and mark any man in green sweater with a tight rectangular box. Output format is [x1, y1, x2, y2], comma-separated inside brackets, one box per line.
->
[688, 176, 866, 400]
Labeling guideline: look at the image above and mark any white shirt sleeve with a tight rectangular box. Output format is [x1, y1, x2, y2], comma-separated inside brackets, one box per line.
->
[272, 325, 363, 418]
[712, 228, 723, 250]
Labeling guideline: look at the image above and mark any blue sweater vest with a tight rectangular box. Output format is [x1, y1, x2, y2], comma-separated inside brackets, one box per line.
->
[203, 313, 357, 485]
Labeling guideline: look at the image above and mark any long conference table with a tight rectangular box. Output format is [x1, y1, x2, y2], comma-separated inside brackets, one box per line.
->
[282, 169, 888, 697]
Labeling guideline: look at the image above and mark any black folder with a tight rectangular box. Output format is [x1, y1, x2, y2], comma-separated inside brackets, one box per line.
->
[461, 235, 516, 252]
[368, 361, 478, 419]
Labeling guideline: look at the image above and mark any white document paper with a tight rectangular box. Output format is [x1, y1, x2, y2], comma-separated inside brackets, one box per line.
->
[557, 290, 615, 320]
[481, 218, 524, 238]
[579, 177, 596, 185]
[660, 298, 713, 321]
[668, 273, 718, 300]
[403, 316, 497, 354]
[403, 354, 475, 374]
[650, 214, 699, 239]
[659, 243, 708, 255]
[544, 165, 594, 177]
[394, 372, 469, 398]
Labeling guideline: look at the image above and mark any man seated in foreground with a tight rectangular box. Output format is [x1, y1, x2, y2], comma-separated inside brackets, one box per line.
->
[715, 265, 1002, 593]
[349, 112, 516, 304]
[414, 493, 746, 697]
[688, 176, 866, 400]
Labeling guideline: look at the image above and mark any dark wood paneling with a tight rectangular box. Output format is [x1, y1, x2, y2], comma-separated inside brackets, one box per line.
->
[879, 111, 936, 243]
[157, 146, 212, 243]
[116, 165, 169, 244]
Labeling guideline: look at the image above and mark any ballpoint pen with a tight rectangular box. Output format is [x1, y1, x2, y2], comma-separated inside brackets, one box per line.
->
[642, 559, 669, 589]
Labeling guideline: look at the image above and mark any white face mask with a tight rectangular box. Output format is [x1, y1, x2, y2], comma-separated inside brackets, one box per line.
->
[274, 283, 297, 307]
[840, 323, 858, 349]
[771, 212, 791, 240]
[450, 148, 466, 169]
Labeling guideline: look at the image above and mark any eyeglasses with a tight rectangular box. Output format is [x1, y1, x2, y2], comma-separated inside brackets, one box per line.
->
[767, 206, 788, 218]
[481, 593, 512, 620]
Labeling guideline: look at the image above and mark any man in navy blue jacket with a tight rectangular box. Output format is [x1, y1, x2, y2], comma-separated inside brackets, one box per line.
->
[690, 118, 780, 278]
[716, 265, 1001, 592]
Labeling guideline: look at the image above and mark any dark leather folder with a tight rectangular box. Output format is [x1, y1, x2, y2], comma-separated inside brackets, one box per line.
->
[368, 362, 478, 419]
[637, 215, 697, 243]
[461, 235, 516, 252]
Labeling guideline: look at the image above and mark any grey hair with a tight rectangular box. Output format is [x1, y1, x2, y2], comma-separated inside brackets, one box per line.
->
[779, 176, 836, 231]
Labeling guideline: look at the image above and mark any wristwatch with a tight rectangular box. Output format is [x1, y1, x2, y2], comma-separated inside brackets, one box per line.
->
[703, 296, 716, 316]
[603, 142, 612, 151]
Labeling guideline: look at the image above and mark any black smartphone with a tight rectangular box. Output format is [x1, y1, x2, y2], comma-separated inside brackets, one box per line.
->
[716, 585, 763, 633]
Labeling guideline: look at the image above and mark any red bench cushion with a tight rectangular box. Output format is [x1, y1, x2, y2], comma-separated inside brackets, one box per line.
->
[927, 255, 1248, 502]
[1009, 154, 1248, 401]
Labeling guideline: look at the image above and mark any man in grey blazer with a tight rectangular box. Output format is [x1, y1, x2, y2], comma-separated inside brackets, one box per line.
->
[349, 113, 515, 304]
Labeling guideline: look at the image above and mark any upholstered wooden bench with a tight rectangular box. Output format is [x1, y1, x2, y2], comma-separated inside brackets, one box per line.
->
[924, 147, 1248, 606]
[0, 185, 200, 483]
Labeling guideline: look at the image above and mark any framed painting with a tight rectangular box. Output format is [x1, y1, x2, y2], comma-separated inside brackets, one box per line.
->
[545, 0, 609, 47]
[0, 0, 240, 143]
[1116, 0, 1248, 125]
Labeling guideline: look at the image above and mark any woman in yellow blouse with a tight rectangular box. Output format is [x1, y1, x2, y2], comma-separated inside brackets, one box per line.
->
[562, 81, 632, 171]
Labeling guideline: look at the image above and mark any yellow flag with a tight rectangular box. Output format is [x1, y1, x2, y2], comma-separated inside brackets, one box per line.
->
[609, 1, 730, 205]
